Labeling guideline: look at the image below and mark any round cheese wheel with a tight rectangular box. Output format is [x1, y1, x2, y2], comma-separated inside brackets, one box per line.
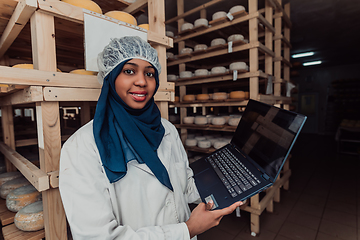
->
[229, 5, 246, 14]
[14, 201, 44, 232]
[183, 94, 195, 101]
[212, 92, 228, 100]
[166, 31, 174, 37]
[209, 138, 218, 146]
[214, 141, 228, 149]
[194, 44, 208, 51]
[69, 69, 97, 75]
[0, 176, 30, 199]
[206, 115, 215, 124]
[180, 71, 193, 78]
[227, 34, 244, 42]
[211, 66, 227, 74]
[194, 69, 209, 76]
[138, 24, 149, 30]
[180, 48, 193, 54]
[230, 62, 247, 71]
[212, 11, 227, 20]
[0, 172, 22, 187]
[104, 11, 137, 25]
[229, 91, 246, 99]
[167, 74, 177, 81]
[181, 23, 194, 31]
[185, 139, 197, 147]
[174, 96, 180, 102]
[61, 0, 102, 14]
[198, 140, 211, 149]
[223, 116, 231, 123]
[194, 18, 208, 27]
[6, 185, 41, 212]
[194, 116, 208, 125]
[245, 91, 250, 99]
[196, 94, 210, 101]
[12, 64, 62, 72]
[228, 116, 241, 126]
[211, 38, 226, 46]
[166, 52, 175, 59]
[211, 117, 226, 125]
[195, 136, 207, 141]
[183, 116, 195, 124]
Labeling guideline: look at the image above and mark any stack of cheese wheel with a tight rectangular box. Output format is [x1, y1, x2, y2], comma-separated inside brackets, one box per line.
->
[194, 69, 209, 76]
[211, 66, 227, 75]
[194, 18, 208, 27]
[0, 172, 22, 186]
[14, 201, 44, 231]
[228, 115, 242, 126]
[213, 140, 228, 149]
[194, 44, 207, 52]
[12, 63, 62, 72]
[105, 11, 137, 25]
[185, 138, 197, 147]
[183, 94, 195, 101]
[229, 90, 246, 100]
[0, 176, 30, 199]
[195, 136, 206, 141]
[212, 11, 227, 21]
[181, 23, 194, 31]
[211, 116, 226, 126]
[196, 94, 210, 101]
[229, 61, 248, 71]
[167, 74, 177, 81]
[180, 48, 193, 54]
[6, 185, 42, 212]
[227, 34, 244, 42]
[223, 115, 231, 123]
[138, 24, 149, 30]
[183, 116, 194, 124]
[229, 5, 246, 14]
[69, 69, 97, 75]
[211, 38, 226, 46]
[194, 116, 208, 125]
[166, 31, 174, 37]
[61, 0, 102, 14]
[198, 140, 211, 149]
[212, 92, 228, 100]
[166, 52, 175, 59]
[206, 115, 215, 124]
[179, 71, 193, 78]
[245, 91, 250, 99]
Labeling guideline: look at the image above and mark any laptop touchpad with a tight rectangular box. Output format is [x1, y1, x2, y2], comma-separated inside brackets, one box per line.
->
[195, 169, 219, 188]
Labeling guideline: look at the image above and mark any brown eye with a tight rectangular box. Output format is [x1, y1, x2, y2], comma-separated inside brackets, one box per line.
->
[146, 72, 155, 78]
[124, 69, 134, 75]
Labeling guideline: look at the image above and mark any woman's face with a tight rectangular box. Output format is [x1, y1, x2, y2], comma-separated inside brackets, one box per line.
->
[115, 59, 157, 109]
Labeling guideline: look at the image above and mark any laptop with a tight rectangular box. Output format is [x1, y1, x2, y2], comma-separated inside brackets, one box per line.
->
[190, 99, 307, 209]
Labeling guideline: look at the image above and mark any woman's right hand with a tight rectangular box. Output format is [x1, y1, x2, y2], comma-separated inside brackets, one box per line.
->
[185, 201, 243, 238]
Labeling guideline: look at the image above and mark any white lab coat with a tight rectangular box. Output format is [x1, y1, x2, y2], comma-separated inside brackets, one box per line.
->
[59, 119, 201, 240]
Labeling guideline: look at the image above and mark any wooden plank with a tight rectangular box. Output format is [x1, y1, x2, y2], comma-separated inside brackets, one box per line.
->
[165, 0, 224, 24]
[1, 105, 17, 172]
[122, 0, 147, 14]
[257, 13, 275, 34]
[264, 0, 273, 78]
[2, 223, 45, 240]
[44, 87, 100, 101]
[0, 0, 37, 58]
[147, 31, 173, 48]
[0, 142, 49, 192]
[15, 135, 70, 147]
[48, 170, 59, 188]
[31, 10, 67, 240]
[0, 86, 43, 106]
[0, 66, 101, 88]
[37, 0, 84, 23]
[0, 211, 15, 226]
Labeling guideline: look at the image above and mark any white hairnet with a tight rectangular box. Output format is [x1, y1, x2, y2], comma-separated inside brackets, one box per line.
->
[97, 36, 161, 85]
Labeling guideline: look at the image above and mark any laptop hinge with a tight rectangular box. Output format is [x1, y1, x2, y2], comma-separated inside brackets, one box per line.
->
[262, 173, 270, 181]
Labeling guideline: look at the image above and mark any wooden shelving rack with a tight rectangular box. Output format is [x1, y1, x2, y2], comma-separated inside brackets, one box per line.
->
[0, 0, 173, 239]
[166, 0, 292, 236]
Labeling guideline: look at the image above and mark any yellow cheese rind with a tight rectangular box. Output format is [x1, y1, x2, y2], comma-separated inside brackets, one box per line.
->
[196, 94, 210, 100]
[229, 91, 246, 99]
[14, 201, 44, 232]
[6, 185, 41, 212]
[105, 11, 137, 25]
[183, 94, 195, 101]
[138, 24, 149, 30]
[69, 69, 97, 75]
[61, 0, 102, 14]
[0, 176, 30, 199]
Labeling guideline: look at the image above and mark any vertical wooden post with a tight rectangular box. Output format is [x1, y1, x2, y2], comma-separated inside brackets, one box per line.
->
[248, 0, 259, 100]
[148, 0, 169, 119]
[264, 0, 273, 95]
[200, 9, 206, 19]
[274, 0, 282, 97]
[250, 194, 260, 234]
[31, 11, 67, 240]
[80, 102, 91, 126]
[283, 2, 291, 110]
[283, 157, 290, 190]
[1, 105, 17, 172]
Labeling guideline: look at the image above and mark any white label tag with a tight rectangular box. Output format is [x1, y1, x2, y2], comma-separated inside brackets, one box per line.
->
[236, 206, 241, 217]
[228, 41, 233, 53]
[227, 12, 234, 21]
[233, 70, 238, 81]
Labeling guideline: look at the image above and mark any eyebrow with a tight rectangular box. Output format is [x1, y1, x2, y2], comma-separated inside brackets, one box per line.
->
[124, 62, 155, 69]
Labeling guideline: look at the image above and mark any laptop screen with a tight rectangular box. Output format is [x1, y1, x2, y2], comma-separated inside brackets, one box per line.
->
[231, 100, 306, 182]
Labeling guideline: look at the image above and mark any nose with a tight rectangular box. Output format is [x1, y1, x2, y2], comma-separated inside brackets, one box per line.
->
[134, 73, 147, 87]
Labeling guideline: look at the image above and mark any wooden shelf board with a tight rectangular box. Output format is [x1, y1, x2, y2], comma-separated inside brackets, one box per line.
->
[2, 223, 45, 240]
[171, 99, 249, 107]
[185, 146, 216, 154]
[175, 124, 237, 132]
[209, 10, 248, 27]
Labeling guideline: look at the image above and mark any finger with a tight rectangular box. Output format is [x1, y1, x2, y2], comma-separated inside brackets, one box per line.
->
[214, 201, 242, 216]
[205, 200, 214, 211]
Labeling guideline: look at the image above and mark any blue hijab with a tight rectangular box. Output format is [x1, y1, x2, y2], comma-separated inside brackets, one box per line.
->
[93, 60, 173, 191]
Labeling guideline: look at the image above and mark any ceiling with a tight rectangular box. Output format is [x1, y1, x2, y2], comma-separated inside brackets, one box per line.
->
[161, 0, 360, 68]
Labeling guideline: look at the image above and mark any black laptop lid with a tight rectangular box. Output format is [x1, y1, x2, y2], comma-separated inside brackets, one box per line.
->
[231, 100, 306, 182]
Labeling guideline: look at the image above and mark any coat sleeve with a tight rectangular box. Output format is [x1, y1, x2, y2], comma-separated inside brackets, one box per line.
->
[59, 126, 191, 240]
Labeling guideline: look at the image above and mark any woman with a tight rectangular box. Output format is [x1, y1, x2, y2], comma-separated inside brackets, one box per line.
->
[59, 36, 242, 239]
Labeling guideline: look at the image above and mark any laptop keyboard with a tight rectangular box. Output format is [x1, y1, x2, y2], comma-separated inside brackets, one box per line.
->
[207, 148, 261, 198]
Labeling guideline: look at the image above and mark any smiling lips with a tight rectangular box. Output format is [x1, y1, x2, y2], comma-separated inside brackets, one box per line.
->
[130, 91, 147, 102]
